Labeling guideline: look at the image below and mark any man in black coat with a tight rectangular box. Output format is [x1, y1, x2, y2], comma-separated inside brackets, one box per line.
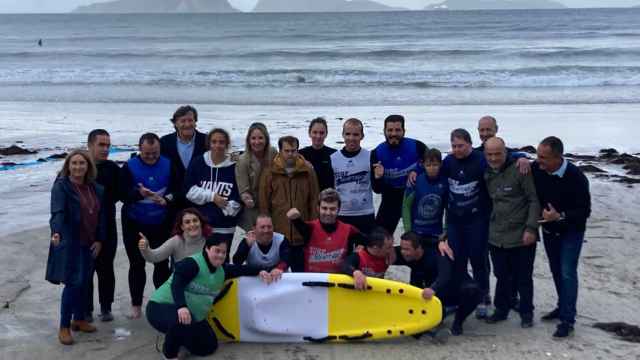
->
[532, 136, 591, 339]
[160, 105, 208, 212]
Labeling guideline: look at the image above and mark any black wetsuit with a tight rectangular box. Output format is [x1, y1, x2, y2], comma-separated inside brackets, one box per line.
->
[393, 246, 482, 329]
[87, 159, 120, 315]
[299, 145, 337, 192]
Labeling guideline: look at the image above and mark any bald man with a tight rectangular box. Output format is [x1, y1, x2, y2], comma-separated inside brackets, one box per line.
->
[475, 115, 531, 316]
[484, 137, 541, 328]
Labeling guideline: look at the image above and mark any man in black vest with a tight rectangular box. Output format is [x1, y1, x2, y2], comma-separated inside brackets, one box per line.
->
[532, 136, 591, 338]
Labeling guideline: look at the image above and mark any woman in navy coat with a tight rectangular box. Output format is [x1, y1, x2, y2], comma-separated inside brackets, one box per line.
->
[46, 149, 106, 345]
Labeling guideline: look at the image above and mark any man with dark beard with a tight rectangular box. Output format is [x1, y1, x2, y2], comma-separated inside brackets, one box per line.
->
[371, 115, 427, 234]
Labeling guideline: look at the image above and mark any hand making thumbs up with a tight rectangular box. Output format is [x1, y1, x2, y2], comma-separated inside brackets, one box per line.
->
[138, 232, 149, 251]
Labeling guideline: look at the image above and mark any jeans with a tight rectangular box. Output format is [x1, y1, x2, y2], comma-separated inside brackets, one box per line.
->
[146, 301, 218, 358]
[543, 229, 584, 325]
[489, 243, 537, 316]
[60, 245, 94, 328]
[447, 216, 490, 298]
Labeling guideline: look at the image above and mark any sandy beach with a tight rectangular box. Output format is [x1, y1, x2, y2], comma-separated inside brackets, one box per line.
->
[1, 176, 639, 360]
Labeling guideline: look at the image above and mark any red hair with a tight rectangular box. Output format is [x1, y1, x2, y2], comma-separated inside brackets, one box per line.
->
[172, 208, 212, 239]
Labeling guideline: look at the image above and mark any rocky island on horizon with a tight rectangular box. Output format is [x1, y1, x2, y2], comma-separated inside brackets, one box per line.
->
[425, 0, 566, 10]
[73, 0, 239, 13]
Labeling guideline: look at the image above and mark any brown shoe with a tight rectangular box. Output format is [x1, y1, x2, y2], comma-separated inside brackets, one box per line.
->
[71, 320, 97, 333]
[58, 328, 73, 345]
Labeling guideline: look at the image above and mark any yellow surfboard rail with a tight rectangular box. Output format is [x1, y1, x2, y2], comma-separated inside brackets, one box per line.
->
[207, 274, 442, 343]
[327, 274, 442, 341]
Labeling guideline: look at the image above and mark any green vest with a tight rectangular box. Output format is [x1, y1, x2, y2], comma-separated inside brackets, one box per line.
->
[150, 252, 225, 322]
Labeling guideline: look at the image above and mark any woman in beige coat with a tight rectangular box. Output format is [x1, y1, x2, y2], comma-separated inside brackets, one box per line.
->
[235, 122, 277, 231]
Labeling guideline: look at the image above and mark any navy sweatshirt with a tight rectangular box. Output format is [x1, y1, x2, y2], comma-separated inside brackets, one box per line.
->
[184, 153, 241, 232]
[441, 150, 490, 221]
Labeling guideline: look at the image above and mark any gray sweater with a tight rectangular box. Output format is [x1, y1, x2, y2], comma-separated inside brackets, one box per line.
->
[140, 235, 205, 264]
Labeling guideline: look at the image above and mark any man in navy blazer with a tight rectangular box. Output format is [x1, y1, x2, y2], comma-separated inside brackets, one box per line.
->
[160, 105, 208, 211]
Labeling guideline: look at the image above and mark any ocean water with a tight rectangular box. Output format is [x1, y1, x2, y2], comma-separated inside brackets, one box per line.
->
[1, 9, 640, 236]
[1, 9, 639, 105]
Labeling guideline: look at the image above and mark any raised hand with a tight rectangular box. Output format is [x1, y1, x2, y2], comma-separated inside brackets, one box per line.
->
[138, 232, 149, 251]
[286, 208, 301, 220]
[245, 230, 257, 246]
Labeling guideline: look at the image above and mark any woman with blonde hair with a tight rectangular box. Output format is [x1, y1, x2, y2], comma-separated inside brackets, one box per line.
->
[235, 122, 277, 231]
[46, 149, 106, 345]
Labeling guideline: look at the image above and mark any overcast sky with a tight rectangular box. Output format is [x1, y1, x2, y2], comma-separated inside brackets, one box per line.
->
[0, 0, 637, 13]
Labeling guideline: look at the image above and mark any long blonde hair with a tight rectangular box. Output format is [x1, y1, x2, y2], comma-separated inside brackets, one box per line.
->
[58, 149, 97, 184]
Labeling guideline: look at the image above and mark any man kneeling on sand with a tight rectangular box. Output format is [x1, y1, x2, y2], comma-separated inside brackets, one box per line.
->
[392, 232, 483, 336]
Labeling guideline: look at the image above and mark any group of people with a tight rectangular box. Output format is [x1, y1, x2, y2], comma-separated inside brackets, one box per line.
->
[46, 106, 591, 358]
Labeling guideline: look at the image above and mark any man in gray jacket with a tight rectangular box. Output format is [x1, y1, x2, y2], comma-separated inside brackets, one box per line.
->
[483, 137, 541, 328]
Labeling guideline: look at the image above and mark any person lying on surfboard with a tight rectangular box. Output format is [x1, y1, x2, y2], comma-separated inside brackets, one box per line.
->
[145, 234, 275, 359]
[286, 188, 366, 273]
[342, 226, 395, 290]
[392, 231, 483, 336]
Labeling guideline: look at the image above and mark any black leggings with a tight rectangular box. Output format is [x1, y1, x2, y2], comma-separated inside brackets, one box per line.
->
[146, 301, 218, 358]
[448, 281, 483, 327]
[122, 215, 171, 306]
[338, 214, 376, 236]
[375, 189, 405, 234]
[87, 233, 117, 313]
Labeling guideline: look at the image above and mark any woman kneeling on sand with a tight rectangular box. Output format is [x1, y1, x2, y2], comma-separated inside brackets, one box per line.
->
[138, 207, 211, 266]
[46, 150, 106, 345]
[145, 235, 275, 359]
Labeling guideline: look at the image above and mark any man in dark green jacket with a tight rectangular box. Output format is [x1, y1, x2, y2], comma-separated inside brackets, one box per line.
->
[483, 137, 540, 328]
